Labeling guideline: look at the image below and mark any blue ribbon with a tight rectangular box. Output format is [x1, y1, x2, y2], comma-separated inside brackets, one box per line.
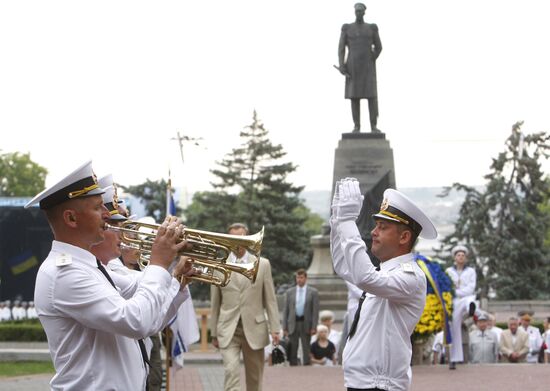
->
[415, 254, 453, 345]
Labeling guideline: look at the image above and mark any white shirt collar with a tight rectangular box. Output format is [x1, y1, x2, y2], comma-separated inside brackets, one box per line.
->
[229, 250, 250, 264]
[51, 240, 97, 267]
[379, 253, 414, 272]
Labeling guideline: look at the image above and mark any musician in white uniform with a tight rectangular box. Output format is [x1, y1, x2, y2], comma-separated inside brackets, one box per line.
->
[330, 179, 437, 391]
[26, 160, 194, 391]
[446, 245, 477, 368]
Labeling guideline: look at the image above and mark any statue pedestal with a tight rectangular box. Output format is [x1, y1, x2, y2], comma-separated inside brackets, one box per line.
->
[332, 132, 396, 243]
[332, 132, 396, 198]
[307, 233, 348, 314]
[306, 131, 398, 319]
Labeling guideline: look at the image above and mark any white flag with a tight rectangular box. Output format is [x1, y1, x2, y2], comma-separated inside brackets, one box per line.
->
[169, 293, 200, 369]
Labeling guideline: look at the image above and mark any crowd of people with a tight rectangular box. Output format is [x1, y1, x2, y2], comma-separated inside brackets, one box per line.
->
[433, 312, 550, 365]
[0, 300, 38, 321]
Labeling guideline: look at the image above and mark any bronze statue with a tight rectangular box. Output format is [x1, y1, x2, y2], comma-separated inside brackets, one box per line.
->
[338, 3, 382, 133]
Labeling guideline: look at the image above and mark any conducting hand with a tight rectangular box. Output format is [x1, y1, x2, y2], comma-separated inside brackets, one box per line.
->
[336, 178, 364, 222]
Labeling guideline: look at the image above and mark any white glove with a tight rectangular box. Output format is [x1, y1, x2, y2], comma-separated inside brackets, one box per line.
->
[336, 178, 364, 222]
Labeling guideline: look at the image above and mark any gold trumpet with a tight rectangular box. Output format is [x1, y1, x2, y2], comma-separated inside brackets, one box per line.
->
[107, 221, 263, 287]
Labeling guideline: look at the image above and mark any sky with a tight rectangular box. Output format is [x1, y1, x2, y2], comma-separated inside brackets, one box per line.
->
[1, 0, 549, 197]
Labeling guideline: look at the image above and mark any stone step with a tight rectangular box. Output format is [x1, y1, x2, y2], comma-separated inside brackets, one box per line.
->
[318, 291, 348, 299]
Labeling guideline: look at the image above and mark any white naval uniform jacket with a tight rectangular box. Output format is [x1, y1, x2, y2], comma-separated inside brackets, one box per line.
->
[330, 220, 426, 391]
[34, 241, 189, 391]
[445, 266, 476, 299]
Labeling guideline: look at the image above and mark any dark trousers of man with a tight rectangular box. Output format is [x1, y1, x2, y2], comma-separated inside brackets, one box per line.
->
[288, 317, 311, 366]
[147, 334, 162, 391]
[348, 388, 384, 391]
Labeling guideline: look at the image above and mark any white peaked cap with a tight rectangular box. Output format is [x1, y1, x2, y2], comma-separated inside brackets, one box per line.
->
[372, 189, 438, 240]
[451, 245, 469, 257]
[102, 186, 126, 221]
[98, 174, 114, 189]
[99, 173, 124, 204]
[25, 160, 104, 209]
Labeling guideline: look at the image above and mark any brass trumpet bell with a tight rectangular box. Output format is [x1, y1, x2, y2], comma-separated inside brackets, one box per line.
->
[106, 221, 263, 287]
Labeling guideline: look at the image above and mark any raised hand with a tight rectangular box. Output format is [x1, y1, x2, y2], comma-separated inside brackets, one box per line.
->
[336, 178, 364, 222]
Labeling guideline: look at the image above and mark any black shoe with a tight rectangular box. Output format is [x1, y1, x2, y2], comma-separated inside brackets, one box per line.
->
[469, 302, 476, 317]
[449, 362, 456, 370]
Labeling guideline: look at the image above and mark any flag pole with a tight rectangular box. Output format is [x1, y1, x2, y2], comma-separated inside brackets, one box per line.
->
[165, 169, 172, 390]
[165, 327, 172, 391]
[166, 169, 172, 217]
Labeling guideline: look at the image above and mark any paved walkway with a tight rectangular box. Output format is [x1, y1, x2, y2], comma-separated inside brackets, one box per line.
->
[172, 363, 550, 391]
[3, 361, 550, 390]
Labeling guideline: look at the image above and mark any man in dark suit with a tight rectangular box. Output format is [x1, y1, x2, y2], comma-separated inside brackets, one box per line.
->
[283, 269, 319, 365]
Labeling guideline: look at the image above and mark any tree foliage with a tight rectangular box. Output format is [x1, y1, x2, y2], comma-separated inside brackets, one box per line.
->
[121, 179, 182, 221]
[439, 122, 550, 299]
[184, 111, 319, 290]
[0, 151, 47, 197]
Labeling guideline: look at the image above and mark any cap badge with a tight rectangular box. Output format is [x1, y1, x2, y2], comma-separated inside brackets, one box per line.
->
[380, 198, 389, 211]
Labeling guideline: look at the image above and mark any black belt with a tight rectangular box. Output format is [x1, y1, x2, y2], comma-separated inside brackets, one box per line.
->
[296, 315, 304, 321]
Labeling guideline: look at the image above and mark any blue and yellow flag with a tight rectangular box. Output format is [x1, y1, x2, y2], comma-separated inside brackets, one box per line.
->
[8, 250, 38, 275]
[415, 254, 453, 345]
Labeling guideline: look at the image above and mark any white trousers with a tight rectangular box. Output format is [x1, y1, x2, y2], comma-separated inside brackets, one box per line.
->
[449, 295, 476, 362]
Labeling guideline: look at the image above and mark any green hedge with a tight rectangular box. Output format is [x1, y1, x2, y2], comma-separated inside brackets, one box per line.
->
[0, 320, 47, 342]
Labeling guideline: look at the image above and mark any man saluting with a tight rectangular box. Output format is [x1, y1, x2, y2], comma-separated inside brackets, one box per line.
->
[330, 178, 437, 391]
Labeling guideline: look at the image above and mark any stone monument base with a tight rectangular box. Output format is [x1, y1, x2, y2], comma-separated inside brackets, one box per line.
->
[307, 233, 348, 315]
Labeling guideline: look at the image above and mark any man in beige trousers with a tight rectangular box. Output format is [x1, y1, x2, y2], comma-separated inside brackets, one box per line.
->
[210, 223, 281, 391]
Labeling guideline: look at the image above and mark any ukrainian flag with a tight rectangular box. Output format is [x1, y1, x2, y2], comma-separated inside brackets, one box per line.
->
[8, 250, 38, 275]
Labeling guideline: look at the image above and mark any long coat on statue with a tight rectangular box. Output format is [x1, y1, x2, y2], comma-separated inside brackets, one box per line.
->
[338, 22, 382, 99]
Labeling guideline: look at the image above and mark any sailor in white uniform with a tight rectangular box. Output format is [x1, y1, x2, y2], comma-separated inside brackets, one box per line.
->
[446, 245, 477, 368]
[331, 179, 437, 391]
[26, 160, 195, 391]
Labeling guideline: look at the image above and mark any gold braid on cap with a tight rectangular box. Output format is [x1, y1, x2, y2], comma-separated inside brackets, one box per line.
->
[68, 183, 99, 198]
[379, 210, 409, 225]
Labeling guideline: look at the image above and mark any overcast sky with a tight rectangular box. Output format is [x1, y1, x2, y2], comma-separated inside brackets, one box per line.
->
[1, 1, 549, 196]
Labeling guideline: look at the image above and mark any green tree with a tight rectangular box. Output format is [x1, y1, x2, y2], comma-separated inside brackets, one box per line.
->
[541, 177, 550, 251]
[121, 179, 182, 221]
[184, 111, 316, 290]
[0, 151, 47, 196]
[439, 122, 550, 299]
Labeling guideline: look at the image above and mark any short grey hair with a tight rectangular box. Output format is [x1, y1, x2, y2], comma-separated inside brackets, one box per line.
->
[319, 310, 335, 322]
[227, 222, 249, 234]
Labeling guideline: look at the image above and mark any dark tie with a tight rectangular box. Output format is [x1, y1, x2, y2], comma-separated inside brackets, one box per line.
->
[348, 266, 380, 340]
[96, 259, 151, 368]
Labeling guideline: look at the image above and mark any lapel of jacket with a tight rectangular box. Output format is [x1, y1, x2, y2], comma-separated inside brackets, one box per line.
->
[290, 287, 297, 312]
